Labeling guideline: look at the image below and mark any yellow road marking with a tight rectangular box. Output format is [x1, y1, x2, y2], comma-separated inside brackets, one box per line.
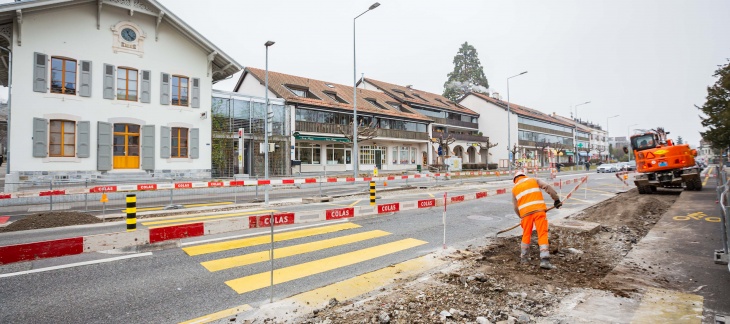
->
[631, 287, 703, 323]
[141, 209, 276, 227]
[703, 166, 714, 186]
[136, 201, 234, 212]
[179, 304, 252, 324]
[225, 238, 428, 294]
[428, 193, 435, 198]
[201, 230, 391, 272]
[183, 222, 361, 256]
[290, 254, 445, 309]
[567, 197, 592, 203]
[348, 199, 362, 207]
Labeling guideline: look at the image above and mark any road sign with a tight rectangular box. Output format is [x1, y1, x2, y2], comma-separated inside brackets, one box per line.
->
[438, 147, 443, 156]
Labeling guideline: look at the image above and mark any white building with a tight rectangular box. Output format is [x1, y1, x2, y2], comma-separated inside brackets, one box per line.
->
[1, 0, 241, 190]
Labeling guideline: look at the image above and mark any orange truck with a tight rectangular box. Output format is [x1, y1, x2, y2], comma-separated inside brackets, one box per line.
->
[625, 128, 701, 194]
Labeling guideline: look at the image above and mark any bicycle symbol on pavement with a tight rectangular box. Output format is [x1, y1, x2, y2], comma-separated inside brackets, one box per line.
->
[673, 212, 720, 222]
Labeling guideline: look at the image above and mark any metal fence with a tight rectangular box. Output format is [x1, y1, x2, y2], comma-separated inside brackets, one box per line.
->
[715, 166, 730, 271]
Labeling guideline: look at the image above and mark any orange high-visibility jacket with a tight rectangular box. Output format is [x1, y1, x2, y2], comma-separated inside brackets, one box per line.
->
[512, 177, 547, 218]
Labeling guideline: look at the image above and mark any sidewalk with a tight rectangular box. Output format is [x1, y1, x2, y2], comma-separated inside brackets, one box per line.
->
[556, 181, 730, 323]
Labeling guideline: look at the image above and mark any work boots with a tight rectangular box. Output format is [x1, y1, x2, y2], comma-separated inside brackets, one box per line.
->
[539, 244, 555, 269]
[540, 259, 555, 270]
[520, 243, 529, 264]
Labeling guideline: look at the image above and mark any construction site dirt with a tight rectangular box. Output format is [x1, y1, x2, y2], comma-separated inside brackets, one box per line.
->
[0, 211, 101, 233]
[297, 188, 680, 324]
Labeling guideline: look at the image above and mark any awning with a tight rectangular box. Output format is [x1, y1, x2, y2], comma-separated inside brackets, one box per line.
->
[293, 133, 350, 143]
[578, 152, 589, 157]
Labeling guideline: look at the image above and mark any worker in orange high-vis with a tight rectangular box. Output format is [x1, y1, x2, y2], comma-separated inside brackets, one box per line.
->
[511, 171, 562, 269]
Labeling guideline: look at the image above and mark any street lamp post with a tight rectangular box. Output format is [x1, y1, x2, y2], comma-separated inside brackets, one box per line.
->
[0, 46, 11, 176]
[627, 123, 638, 161]
[353, 2, 380, 178]
[507, 71, 527, 174]
[606, 115, 619, 162]
[264, 40, 275, 206]
[573, 101, 591, 120]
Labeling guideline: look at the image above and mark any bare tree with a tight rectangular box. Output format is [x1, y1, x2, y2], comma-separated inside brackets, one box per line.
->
[534, 139, 552, 167]
[337, 124, 378, 144]
[430, 132, 456, 166]
[478, 137, 498, 164]
[595, 145, 607, 161]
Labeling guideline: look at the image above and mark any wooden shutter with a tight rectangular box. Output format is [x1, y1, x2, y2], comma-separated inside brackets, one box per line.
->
[33, 53, 48, 93]
[160, 126, 170, 158]
[32, 117, 47, 157]
[191, 77, 200, 108]
[160, 72, 170, 105]
[141, 125, 155, 170]
[97, 121, 112, 171]
[79, 61, 92, 97]
[77, 121, 90, 158]
[140, 70, 151, 103]
[190, 128, 199, 159]
[103, 64, 115, 99]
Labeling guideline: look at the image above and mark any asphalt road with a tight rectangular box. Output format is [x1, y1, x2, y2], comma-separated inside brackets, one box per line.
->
[0, 172, 629, 323]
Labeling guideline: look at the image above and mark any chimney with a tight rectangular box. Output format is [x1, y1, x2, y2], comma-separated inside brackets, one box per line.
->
[405, 85, 413, 89]
[491, 92, 501, 100]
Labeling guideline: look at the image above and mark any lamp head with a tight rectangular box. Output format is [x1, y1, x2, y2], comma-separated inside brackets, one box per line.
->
[369, 2, 380, 10]
[264, 40, 275, 47]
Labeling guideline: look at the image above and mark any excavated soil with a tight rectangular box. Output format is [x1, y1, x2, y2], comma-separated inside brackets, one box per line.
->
[0, 211, 101, 233]
[300, 188, 679, 324]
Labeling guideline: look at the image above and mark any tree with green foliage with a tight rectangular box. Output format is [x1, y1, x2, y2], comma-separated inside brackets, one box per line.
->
[442, 42, 490, 101]
[698, 60, 730, 150]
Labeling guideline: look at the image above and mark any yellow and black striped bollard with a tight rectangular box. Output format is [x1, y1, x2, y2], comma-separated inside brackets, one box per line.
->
[126, 194, 137, 232]
[370, 181, 376, 206]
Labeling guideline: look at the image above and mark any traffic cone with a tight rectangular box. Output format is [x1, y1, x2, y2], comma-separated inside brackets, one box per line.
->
[384, 181, 388, 187]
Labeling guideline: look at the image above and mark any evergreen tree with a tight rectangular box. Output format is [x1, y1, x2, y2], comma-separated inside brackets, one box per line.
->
[698, 60, 730, 150]
[442, 42, 489, 101]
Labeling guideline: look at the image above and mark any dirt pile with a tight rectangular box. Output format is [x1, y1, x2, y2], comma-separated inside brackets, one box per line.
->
[0, 211, 101, 233]
[304, 189, 679, 324]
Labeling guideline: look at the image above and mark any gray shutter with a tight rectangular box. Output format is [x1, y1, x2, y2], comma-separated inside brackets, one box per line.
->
[141, 125, 155, 170]
[191, 77, 200, 108]
[160, 72, 170, 105]
[77, 121, 90, 158]
[160, 126, 170, 158]
[97, 121, 112, 171]
[140, 70, 151, 103]
[32, 117, 47, 157]
[103, 64, 115, 99]
[33, 52, 48, 93]
[190, 128, 199, 159]
[79, 61, 92, 97]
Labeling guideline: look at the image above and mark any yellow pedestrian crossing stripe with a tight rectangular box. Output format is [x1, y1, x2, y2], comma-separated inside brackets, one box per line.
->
[201, 230, 391, 272]
[136, 201, 234, 212]
[141, 209, 277, 227]
[179, 304, 252, 324]
[224, 238, 428, 294]
[183, 222, 361, 256]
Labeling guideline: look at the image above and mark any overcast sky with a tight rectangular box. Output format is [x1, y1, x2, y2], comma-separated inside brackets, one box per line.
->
[6, 0, 730, 147]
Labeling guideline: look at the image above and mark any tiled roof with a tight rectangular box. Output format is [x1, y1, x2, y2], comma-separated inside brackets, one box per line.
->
[551, 114, 593, 133]
[363, 78, 479, 116]
[467, 92, 574, 128]
[241, 68, 432, 123]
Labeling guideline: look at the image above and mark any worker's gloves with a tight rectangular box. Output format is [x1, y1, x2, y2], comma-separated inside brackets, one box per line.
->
[554, 200, 563, 209]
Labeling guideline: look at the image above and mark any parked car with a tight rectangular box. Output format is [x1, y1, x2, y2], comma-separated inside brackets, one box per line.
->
[597, 163, 618, 173]
[618, 161, 636, 171]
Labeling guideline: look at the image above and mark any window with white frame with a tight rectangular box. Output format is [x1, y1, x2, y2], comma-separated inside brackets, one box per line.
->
[325, 144, 347, 164]
[359, 145, 386, 165]
[296, 142, 320, 164]
[391, 146, 418, 164]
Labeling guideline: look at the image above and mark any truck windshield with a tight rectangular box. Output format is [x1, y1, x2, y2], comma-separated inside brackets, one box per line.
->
[632, 135, 656, 150]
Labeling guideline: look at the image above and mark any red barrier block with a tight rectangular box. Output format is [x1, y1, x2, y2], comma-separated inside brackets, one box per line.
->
[378, 203, 400, 213]
[363, 177, 372, 181]
[0, 194, 11, 199]
[39, 190, 66, 196]
[207, 181, 224, 187]
[387, 176, 396, 180]
[257, 179, 271, 185]
[230, 180, 245, 186]
[451, 195, 465, 202]
[0, 237, 84, 265]
[401, 175, 409, 179]
[496, 189, 507, 195]
[149, 223, 204, 243]
[282, 179, 295, 184]
[89, 186, 117, 193]
[249, 216, 258, 228]
[326, 207, 354, 220]
[345, 177, 356, 182]
[175, 182, 192, 189]
[305, 178, 317, 183]
[257, 213, 295, 227]
[414, 174, 421, 178]
[137, 184, 157, 191]
[418, 199, 435, 208]
[476, 192, 488, 199]
[327, 178, 338, 183]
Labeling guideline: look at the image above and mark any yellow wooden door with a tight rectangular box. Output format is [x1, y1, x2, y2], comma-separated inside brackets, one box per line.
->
[113, 124, 140, 169]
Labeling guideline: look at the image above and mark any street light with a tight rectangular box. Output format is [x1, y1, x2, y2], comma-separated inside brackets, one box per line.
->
[627, 123, 638, 161]
[507, 71, 527, 174]
[0, 46, 11, 176]
[264, 40, 275, 206]
[352, 2, 380, 178]
[606, 115, 619, 162]
[573, 101, 591, 120]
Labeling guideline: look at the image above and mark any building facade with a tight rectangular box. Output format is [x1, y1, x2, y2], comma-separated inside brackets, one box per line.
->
[1, 0, 241, 190]
[234, 68, 431, 174]
[358, 79, 491, 166]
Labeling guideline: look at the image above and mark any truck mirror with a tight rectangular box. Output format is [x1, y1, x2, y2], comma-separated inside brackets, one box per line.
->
[623, 146, 629, 154]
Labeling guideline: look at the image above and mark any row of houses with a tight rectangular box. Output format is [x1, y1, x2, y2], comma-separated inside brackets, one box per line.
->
[0, 0, 609, 191]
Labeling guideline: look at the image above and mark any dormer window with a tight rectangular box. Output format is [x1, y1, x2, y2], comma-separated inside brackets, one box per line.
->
[284, 84, 320, 100]
[434, 98, 451, 106]
[323, 91, 349, 104]
[365, 98, 387, 110]
[393, 89, 413, 99]
[387, 102, 414, 113]
[412, 93, 429, 102]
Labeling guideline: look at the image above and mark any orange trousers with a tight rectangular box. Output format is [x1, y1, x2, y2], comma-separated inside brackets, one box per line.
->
[520, 211, 549, 246]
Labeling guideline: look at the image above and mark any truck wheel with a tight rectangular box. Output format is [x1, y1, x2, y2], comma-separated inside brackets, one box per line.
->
[690, 176, 703, 191]
[685, 180, 695, 191]
[637, 185, 649, 194]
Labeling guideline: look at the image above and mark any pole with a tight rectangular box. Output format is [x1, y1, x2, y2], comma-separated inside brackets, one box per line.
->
[370, 181, 376, 206]
[352, 14, 359, 178]
[443, 191, 447, 249]
[507, 80, 511, 176]
[264, 43, 271, 206]
[269, 211, 274, 303]
[126, 194, 137, 232]
[0, 46, 12, 175]
[49, 181, 53, 211]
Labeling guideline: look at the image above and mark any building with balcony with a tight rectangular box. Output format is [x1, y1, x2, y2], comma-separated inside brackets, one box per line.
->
[358, 78, 490, 165]
[234, 68, 431, 173]
[459, 92, 575, 167]
[551, 114, 595, 163]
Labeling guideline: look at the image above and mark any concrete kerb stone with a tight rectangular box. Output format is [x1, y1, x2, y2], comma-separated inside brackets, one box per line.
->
[83, 230, 150, 253]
